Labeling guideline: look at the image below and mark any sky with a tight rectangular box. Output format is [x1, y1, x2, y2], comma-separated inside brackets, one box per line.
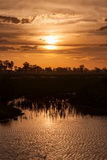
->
[0, 0, 107, 69]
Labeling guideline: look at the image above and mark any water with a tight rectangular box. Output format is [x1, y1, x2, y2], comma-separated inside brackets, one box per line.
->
[0, 97, 107, 160]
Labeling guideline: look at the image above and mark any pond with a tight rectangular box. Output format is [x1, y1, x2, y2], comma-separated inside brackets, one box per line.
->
[0, 97, 107, 160]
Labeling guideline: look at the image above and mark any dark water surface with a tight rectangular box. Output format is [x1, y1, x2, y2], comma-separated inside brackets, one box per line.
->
[0, 97, 107, 160]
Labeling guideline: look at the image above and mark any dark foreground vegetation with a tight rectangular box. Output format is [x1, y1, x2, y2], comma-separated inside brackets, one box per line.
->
[0, 60, 107, 74]
[0, 104, 22, 121]
[0, 60, 107, 120]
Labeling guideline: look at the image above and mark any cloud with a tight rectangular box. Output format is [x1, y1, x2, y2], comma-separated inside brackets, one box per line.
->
[0, 46, 16, 51]
[0, 39, 10, 44]
[0, 45, 38, 52]
[0, 15, 36, 24]
[0, 15, 20, 24]
[31, 13, 97, 25]
[73, 55, 107, 62]
[0, 0, 106, 60]
[21, 45, 38, 51]
[73, 56, 94, 61]
[57, 18, 96, 25]
[97, 25, 107, 31]
[21, 16, 36, 24]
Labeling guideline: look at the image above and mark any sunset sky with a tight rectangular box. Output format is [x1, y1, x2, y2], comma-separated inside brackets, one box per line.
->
[0, 0, 107, 68]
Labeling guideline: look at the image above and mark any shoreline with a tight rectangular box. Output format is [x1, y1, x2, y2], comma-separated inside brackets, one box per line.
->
[0, 105, 23, 122]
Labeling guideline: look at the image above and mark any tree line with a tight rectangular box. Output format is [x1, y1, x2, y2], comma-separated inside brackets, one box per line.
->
[0, 60, 107, 73]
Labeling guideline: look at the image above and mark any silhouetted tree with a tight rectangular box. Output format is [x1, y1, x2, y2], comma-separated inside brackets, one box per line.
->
[72, 67, 77, 72]
[30, 65, 37, 72]
[79, 65, 85, 72]
[8, 61, 14, 70]
[4, 60, 9, 70]
[102, 67, 107, 72]
[35, 66, 42, 74]
[55, 67, 69, 72]
[23, 62, 30, 71]
[0, 59, 107, 75]
[94, 67, 101, 73]
[45, 67, 52, 72]
[0, 60, 4, 71]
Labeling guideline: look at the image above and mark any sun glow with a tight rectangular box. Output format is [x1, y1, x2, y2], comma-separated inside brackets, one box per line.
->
[43, 35, 58, 50]
[45, 36, 58, 45]
[45, 45, 57, 50]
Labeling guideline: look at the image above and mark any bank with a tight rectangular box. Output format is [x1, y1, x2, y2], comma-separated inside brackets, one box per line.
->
[0, 104, 23, 121]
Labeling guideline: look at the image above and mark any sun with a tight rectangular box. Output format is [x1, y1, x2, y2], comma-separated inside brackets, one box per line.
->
[43, 35, 58, 50]
[45, 36, 58, 45]
[45, 45, 57, 50]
